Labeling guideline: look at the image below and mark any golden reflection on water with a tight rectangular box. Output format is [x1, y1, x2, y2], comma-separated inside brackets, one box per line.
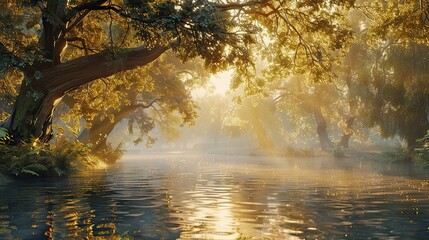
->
[164, 166, 306, 239]
[1, 154, 429, 239]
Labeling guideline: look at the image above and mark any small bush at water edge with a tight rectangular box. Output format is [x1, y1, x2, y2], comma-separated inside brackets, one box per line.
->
[414, 130, 429, 168]
[0, 137, 105, 177]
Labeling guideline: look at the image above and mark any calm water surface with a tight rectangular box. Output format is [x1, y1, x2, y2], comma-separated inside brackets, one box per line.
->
[1, 153, 429, 239]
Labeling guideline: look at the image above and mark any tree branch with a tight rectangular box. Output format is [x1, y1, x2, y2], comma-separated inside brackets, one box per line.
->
[216, 1, 268, 11]
[64, 10, 91, 34]
[67, 43, 98, 54]
[135, 98, 161, 109]
[36, 45, 169, 96]
[66, 37, 89, 55]
[37, 1, 66, 29]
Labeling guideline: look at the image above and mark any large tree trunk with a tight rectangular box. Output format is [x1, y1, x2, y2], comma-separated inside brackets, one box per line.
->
[3, 83, 61, 144]
[5, 45, 168, 144]
[338, 71, 357, 149]
[339, 116, 355, 148]
[313, 106, 332, 151]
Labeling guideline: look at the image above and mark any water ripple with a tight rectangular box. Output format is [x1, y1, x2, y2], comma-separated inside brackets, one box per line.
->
[1, 154, 429, 239]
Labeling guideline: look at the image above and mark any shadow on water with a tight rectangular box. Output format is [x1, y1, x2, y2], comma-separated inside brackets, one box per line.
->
[1, 152, 429, 239]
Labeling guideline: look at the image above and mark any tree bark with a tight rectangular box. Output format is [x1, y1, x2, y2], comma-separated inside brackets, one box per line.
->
[338, 71, 357, 149]
[313, 106, 332, 151]
[6, 45, 168, 144]
[339, 116, 355, 148]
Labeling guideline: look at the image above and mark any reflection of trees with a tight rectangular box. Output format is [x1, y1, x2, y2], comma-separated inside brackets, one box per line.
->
[0, 168, 173, 239]
[2, 157, 429, 239]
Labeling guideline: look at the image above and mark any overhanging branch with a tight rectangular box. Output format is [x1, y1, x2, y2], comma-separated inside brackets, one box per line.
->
[37, 45, 169, 96]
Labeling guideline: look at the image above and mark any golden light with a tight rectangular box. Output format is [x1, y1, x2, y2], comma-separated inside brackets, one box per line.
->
[210, 70, 233, 95]
[192, 70, 234, 97]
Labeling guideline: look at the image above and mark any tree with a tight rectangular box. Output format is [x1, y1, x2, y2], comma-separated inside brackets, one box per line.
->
[0, 0, 257, 144]
[272, 76, 341, 151]
[230, 0, 354, 91]
[349, 0, 429, 148]
[228, 95, 282, 149]
[354, 43, 429, 148]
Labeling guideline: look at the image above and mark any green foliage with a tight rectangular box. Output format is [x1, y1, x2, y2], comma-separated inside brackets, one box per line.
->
[93, 143, 125, 165]
[0, 127, 10, 144]
[0, 137, 102, 177]
[381, 146, 412, 163]
[351, 1, 429, 147]
[368, 1, 429, 46]
[331, 145, 345, 159]
[355, 43, 429, 147]
[414, 130, 429, 168]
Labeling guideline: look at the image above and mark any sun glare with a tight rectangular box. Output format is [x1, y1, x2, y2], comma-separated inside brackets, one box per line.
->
[191, 70, 233, 97]
[210, 70, 233, 95]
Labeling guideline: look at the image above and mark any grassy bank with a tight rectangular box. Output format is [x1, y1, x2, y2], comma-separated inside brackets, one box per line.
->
[0, 138, 107, 178]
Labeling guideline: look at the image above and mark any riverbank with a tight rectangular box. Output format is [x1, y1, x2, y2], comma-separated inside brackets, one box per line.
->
[201, 144, 421, 166]
[0, 142, 108, 178]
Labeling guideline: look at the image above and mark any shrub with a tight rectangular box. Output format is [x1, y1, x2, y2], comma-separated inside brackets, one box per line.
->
[382, 145, 412, 163]
[331, 145, 345, 158]
[93, 143, 125, 164]
[0, 137, 104, 177]
[414, 130, 429, 168]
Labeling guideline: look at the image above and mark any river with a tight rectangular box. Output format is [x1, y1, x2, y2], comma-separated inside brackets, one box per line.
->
[1, 152, 429, 239]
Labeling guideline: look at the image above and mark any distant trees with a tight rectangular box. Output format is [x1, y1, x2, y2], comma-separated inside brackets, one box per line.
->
[227, 0, 355, 150]
[348, 1, 429, 148]
[352, 43, 429, 148]
[236, 0, 429, 150]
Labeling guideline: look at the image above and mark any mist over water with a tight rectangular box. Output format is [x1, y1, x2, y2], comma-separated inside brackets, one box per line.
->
[1, 153, 429, 239]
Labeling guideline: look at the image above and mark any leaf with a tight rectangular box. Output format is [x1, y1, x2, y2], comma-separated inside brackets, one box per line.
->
[0, 127, 9, 139]
[21, 169, 39, 176]
[23, 163, 48, 172]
